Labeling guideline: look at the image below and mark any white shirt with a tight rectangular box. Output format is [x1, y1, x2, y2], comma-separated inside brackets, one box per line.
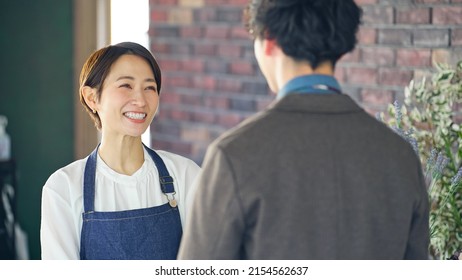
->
[40, 148, 201, 259]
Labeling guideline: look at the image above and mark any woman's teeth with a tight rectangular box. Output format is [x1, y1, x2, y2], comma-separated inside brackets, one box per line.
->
[124, 112, 146, 120]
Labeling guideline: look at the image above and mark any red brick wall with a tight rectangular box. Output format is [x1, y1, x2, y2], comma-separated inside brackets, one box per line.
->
[148, 0, 462, 163]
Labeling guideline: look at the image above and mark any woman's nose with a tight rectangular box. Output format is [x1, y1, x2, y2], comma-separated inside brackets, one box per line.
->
[131, 87, 146, 106]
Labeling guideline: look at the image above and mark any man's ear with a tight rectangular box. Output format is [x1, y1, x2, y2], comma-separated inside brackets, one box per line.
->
[81, 86, 98, 112]
[263, 38, 278, 56]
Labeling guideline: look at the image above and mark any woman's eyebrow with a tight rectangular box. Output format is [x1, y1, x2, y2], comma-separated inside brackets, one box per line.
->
[116, 75, 134, 81]
[116, 76, 155, 83]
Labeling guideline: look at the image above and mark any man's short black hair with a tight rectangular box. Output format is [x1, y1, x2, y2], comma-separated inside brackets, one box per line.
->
[245, 0, 362, 68]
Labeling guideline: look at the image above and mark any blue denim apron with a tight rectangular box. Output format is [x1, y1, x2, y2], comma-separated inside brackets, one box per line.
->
[79, 145, 182, 260]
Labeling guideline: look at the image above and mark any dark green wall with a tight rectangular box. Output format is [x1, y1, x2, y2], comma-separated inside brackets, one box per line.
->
[0, 0, 74, 259]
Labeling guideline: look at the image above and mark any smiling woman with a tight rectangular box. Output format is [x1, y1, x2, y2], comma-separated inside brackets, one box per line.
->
[40, 42, 201, 260]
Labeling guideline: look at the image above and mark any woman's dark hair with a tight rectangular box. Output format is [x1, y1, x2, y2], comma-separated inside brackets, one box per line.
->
[244, 0, 362, 68]
[79, 42, 162, 130]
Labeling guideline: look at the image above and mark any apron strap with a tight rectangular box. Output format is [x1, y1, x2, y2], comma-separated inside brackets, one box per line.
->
[143, 144, 175, 194]
[143, 144, 178, 207]
[83, 144, 177, 213]
[83, 145, 99, 213]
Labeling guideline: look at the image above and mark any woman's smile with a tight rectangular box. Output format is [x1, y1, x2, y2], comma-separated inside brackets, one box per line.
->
[124, 111, 147, 122]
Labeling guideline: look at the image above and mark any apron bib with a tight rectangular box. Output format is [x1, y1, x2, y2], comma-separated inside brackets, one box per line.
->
[79, 145, 182, 260]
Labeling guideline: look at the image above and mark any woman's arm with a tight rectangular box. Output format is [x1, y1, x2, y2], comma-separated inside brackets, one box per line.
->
[40, 172, 80, 259]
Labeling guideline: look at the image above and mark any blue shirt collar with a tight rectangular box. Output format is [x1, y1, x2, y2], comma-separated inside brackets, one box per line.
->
[277, 74, 342, 99]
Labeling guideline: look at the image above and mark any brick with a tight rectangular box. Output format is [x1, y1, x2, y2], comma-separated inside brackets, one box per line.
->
[155, 109, 169, 120]
[346, 67, 378, 85]
[160, 92, 181, 104]
[379, 68, 414, 87]
[193, 76, 216, 90]
[203, 95, 230, 109]
[204, 0, 248, 5]
[169, 108, 191, 121]
[354, 0, 377, 4]
[194, 9, 217, 22]
[379, 0, 413, 4]
[217, 44, 242, 58]
[413, 69, 434, 83]
[169, 43, 191, 55]
[192, 111, 216, 124]
[413, 29, 449, 47]
[334, 66, 346, 84]
[154, 122, 181, 137]
[340, 48, 360, 63]
[396, 7, 430, 24]
[453, 29, 462, 46]
[396, 49, 431, 67]
[230, 61, 254, 75]
[433, 7, 462, 25]
[151, 139, 171, 151]
[230, 98, 256, 112]
[449, 48, 462, 65]
[180, 93, 202, 106]
[150, 0, 178, 5]
[193, 44, 216, 55]
[414, 0, 449, 3]
[361, 89, 394, 105]
[431, 49, 451, 65]
[179, 0, 204, 7]
[378, 29, 412, 46]
[357, 27, 377, 45]
[361, 47, 395, 66]
[205, 60, 229, 74]
[179, 26, 203, 38]
[164, 76, 191, 87]
[216, 8, 242, 23]
[181, 59, 205, 72]
[217, 79, 243, 92]
[181, 126, 210, 142]
[170, 141, 192, 156]
[204, 26, 229, 39]
[150, 10, 168, 22]
[150, 42, 169, 54]
[230, 27, 250, 39]
[151, 26, 179, 37]
[242, 81, 270, 94]
[158, 58, 181, 71]
[242, 45, 257, 60]
[218, 113, 244, 128]
[362, 6, 394, 25]
[168, 9, 193, 25]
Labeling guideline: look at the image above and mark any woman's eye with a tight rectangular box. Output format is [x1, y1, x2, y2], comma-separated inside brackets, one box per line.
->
[146, 86, 157, 92]
[120, 84, 132, 89]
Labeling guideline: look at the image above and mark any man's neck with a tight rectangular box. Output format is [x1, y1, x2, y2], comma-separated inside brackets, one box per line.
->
[276, 59, 335, 92]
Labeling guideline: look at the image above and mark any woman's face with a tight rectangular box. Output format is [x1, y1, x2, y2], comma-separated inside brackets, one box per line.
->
[96, 54, 159, 138]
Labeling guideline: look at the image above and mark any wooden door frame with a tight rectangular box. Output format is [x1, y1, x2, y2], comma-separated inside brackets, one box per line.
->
[73, 0, 111, 159]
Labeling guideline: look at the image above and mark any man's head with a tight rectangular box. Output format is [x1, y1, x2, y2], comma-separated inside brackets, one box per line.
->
[245, 0, 362, 68]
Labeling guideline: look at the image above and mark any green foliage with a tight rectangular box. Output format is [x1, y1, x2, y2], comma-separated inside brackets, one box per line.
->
[379, 61, 462, 259]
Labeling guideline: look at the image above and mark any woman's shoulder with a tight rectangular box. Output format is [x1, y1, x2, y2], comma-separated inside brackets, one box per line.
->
[43, 158, 87, 194]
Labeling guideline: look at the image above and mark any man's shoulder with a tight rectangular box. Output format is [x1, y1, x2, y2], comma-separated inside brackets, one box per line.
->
[212, 109, 275, 150]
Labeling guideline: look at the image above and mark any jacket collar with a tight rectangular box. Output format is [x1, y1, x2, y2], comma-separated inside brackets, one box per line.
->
[268, 93, 364, 115]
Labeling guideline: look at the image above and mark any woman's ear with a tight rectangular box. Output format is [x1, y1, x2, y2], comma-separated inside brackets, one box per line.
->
[81, 86, 98, 112]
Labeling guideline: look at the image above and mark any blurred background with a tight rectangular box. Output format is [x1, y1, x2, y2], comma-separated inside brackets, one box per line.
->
[0, 0, 461, 259]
